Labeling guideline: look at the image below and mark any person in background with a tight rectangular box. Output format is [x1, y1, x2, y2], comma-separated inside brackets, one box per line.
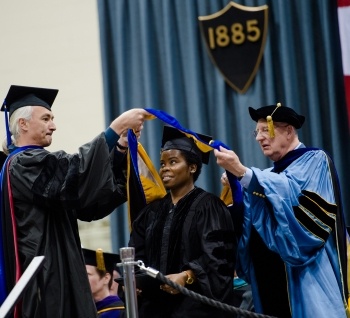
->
[129, 125, 236, 318]
[83, 248, 125, 318]
[0, 84, 151, 318]
[214, 103, 349, 318]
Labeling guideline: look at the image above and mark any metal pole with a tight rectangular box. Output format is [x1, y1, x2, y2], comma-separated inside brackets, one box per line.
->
[119, 247, 138, 318]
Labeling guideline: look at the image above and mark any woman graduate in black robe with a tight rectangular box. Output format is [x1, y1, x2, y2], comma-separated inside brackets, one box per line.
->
[129, 126, 236, 318]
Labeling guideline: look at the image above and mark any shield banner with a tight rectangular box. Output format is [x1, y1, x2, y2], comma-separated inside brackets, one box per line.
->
[199, 1, 268, 93]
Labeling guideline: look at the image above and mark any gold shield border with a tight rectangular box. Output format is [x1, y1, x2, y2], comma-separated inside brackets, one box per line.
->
[198, 1, 269, 94]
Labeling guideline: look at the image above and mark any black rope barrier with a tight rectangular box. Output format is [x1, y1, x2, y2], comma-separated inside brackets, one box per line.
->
[137, 262, 278, 318]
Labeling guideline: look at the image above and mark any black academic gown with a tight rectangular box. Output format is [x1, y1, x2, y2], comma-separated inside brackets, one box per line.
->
[1, 133, 127, 318]
[129, 187, 236, 318]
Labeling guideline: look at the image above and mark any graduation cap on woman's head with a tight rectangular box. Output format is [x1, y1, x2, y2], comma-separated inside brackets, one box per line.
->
[1, 85, 59, 117]
[82, 248, 121, 276]
[161, 125, 212, 164]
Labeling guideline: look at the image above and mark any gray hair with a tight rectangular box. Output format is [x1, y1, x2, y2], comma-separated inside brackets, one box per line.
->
[2, 106, 33, 153]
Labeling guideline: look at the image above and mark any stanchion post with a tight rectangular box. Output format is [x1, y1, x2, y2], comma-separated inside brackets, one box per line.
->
[120, 247, 138, 318]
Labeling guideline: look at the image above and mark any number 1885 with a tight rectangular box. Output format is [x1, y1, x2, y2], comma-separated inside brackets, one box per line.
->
[207, 19, 261, 49]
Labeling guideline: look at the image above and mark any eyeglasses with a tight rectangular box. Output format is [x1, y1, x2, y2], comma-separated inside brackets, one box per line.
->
[253, 127, 269, 138]
[253, 125, 289, 138]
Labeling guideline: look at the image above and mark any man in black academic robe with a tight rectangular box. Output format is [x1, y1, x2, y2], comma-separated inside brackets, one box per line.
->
[0, 85, 149, 318]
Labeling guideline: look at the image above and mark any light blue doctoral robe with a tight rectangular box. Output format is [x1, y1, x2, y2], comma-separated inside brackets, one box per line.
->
[236, 148, 348, 318]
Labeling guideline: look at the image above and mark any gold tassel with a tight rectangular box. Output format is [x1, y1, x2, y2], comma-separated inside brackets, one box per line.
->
[267, 115, 274, 138]
[266, 102, 282, 138]
[96, 248, 106, 272]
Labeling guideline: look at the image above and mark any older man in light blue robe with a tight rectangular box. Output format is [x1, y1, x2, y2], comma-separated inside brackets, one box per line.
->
[215, 104, 349, 318]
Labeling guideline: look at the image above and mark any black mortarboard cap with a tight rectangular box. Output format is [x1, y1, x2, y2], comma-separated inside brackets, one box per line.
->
[1, 85, 59, 117]
[161, 125, 212, 164]
[248, 104, 305, 129]
[82, 248, 121, 276]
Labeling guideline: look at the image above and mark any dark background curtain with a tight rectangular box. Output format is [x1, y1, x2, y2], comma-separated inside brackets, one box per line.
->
[97, 0, 350, 251]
